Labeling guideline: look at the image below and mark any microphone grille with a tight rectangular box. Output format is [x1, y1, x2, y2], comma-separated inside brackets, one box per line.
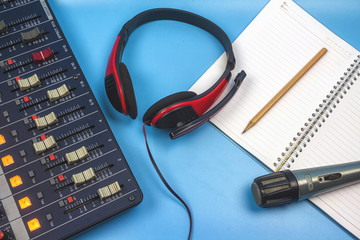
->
[251, 170, 299, 207]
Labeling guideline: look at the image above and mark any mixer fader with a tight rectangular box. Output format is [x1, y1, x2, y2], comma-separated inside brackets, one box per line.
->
[0, 1, 143, 239]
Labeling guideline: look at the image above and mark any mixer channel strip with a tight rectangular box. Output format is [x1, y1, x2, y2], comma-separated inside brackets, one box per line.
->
[0, 1, 142, 240]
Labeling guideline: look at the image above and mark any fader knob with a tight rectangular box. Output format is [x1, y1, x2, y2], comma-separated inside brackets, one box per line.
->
[0, 20, 7, 34]
[21, 27, 42, 44]
[32, 48, 54, 64]
[0, 231, 10, 240]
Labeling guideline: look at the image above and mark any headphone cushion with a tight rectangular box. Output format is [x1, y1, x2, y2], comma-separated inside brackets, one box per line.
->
[119, 63, 137, 119]
[105, 74, 123, 113]
[143, 91, 197, 124]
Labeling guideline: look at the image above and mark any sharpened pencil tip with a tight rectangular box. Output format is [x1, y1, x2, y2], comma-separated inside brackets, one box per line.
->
[243, 121, 253, 133]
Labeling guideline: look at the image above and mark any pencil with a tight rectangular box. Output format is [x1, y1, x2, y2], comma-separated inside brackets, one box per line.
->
[243, 47, 327, 133]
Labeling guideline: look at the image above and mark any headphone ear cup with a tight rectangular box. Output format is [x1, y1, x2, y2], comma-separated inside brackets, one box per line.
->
[105, 73, 123, 113]
[143, 91, 197, 128]
[119, 63, 137, 119]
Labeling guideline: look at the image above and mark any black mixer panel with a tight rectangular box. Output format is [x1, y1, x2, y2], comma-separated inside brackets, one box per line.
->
[0, 1, 143, 239]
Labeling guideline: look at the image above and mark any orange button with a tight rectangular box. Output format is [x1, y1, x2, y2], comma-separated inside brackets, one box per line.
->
[9, 175, 23, 188]
[27, 218, 41, 232]
[19, 196, 32, 209]
[0, 135, 5, 145]
[67, 196, 73, 204]
[1, 155, 14, 167]
[58, 174, 64, 182]
[49, 154, 55, 161]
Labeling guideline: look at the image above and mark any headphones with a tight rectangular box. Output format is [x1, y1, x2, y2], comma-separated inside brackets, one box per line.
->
[105, 8, 246, 139]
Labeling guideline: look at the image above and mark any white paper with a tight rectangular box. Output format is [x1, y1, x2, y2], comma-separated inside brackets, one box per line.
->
[191, 0, 360, 237]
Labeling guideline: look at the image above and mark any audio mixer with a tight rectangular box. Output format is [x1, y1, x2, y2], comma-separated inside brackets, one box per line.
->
[0, 0, 143, 239]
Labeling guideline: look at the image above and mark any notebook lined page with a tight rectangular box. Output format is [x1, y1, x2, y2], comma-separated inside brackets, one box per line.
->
[191, 0, 360, 237]
[288, 75, 360, 237]
[190, 0, 358, 171]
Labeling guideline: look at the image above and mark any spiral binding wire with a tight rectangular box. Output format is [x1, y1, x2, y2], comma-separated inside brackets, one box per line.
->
[274, 55, 360, 172]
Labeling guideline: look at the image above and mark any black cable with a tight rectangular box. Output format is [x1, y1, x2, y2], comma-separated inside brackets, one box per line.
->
[143, 123, 193, 240]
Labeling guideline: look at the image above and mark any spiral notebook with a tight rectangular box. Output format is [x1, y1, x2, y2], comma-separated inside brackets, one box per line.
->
[190, 0, 360, 238]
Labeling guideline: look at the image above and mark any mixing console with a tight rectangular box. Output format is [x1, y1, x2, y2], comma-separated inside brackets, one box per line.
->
[0, 0, 143, 239]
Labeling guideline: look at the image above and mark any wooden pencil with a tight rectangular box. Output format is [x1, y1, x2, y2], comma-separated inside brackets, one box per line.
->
[243, 47, 328, 133]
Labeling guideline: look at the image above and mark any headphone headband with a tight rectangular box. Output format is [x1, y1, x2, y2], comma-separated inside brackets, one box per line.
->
[118, 8, 235, 71]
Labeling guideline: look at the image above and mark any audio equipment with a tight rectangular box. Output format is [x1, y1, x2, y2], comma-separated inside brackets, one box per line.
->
[0, 1, 142, 239]
[105, 8, 246, 139]
[251, 161, 360, 207]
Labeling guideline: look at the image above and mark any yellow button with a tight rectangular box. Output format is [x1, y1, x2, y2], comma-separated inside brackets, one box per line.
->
[0, 134, 5, 145]
[1, 155, 14, 167]
[27, 218, 41, 232]
[18, 196, 32, 209]
[9, 175, 23, 188]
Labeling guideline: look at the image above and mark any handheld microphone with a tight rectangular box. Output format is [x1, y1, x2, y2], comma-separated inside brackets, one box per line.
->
[251, 161, 360, 207]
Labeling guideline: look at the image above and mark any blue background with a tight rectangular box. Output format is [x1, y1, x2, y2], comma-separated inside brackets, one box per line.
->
[49, 0, 360, 239]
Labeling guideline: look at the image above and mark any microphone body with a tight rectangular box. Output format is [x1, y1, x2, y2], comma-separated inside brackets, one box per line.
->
[251, 161, 360, 207]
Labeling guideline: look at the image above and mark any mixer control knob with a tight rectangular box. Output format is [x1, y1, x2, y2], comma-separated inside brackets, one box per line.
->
[32, 48, 54, 64]
[0, 231, 10, 240]
[21, 27, 42, 44]
[0, 20, 7, 33]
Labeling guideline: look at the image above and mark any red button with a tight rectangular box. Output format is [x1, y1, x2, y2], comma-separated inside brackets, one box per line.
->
[7, 59, 13, 65]
[40, 134, 46, 141]
[67, 196, 73, 204]
[0, 231, 8, 240]
[23, 96, 29, 102]
[58, 174, 64, 182]
[32, 115, 37, 121]
[49, 154, 55, 161]
[15, 76, 21, 82]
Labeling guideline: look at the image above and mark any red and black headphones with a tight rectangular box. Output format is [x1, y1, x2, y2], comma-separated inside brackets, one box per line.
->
[105, 8, 246, 139]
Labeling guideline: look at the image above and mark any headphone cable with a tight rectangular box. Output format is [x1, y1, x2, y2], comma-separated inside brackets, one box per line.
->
[143, 123, 193, 240]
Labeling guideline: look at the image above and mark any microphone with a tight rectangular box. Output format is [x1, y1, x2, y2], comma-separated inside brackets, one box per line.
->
[251, 161, 360, 207]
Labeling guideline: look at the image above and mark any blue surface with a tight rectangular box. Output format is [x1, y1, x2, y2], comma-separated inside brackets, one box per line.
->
[49, 1, 360, 239]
